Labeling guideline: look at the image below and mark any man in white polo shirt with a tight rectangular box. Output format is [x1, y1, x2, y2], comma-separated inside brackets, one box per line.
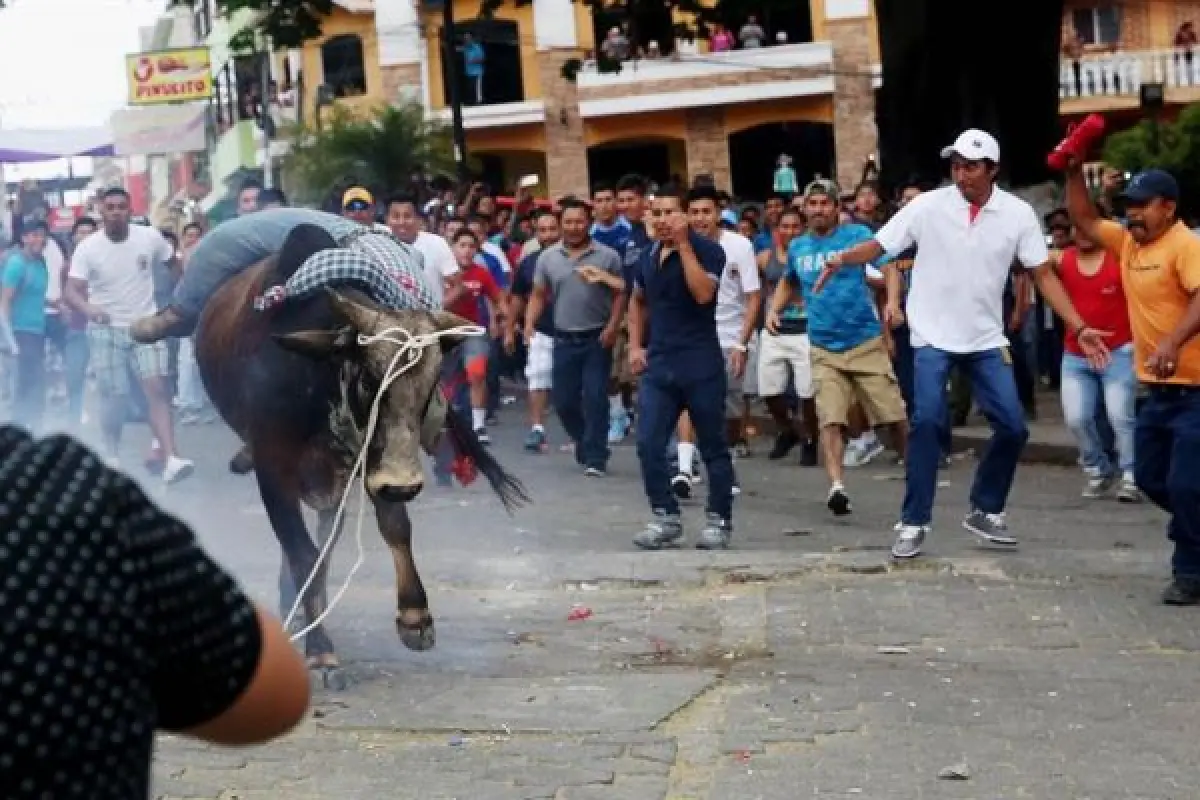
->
[818, 129, 1109, 559]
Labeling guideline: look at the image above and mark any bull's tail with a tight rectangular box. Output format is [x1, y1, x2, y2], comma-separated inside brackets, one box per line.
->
[445, 410, 531, 514]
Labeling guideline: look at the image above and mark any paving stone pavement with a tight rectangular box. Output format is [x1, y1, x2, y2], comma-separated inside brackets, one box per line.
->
[85, 403, 1197, 800]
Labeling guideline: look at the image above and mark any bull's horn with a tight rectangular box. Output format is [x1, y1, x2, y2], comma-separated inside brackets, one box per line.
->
[430, 310, 476, 332]
[429, 310, 477, 352]
[327, 288, 381, 330]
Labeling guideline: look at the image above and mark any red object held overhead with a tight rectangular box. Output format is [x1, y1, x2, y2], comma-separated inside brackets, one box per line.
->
[1047, 114, 1106, 171]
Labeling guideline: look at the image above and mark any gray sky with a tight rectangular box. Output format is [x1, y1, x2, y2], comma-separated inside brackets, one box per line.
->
[0, 0, 166, 129]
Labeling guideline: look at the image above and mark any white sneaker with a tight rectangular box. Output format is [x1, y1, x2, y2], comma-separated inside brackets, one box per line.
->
[162, 455, 194, 485]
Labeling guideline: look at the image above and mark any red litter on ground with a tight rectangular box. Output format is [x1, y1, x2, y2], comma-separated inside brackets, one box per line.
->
[567, 606, 593, 622]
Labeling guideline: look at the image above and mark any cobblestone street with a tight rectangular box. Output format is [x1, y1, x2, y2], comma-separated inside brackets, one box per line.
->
[135, 411, 1197, 800]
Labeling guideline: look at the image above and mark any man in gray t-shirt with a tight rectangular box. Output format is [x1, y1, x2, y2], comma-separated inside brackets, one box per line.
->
[533, 239, 623, 333]
[525, 200, 626, 474]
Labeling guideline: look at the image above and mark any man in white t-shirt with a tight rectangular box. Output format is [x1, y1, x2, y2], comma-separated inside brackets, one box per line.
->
[384, 192, 460, 305]
[65, 187, 193, 482]
[671, 185, 761, 499]
[819, 129, 1108, 560]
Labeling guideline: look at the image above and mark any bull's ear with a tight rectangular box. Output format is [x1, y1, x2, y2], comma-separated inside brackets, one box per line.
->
[273, 326, 357, 359]
[430, 310, 477, 353]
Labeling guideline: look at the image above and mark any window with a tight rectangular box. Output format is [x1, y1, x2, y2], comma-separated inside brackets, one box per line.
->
[1071, 6, 1121, 46]
[321, 34, 368, 98]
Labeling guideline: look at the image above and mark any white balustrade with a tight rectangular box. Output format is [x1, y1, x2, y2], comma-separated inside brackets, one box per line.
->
[1060, 47, 1200, 100]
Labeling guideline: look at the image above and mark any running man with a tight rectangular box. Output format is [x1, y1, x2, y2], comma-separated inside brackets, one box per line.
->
[787, 179, 908, 516]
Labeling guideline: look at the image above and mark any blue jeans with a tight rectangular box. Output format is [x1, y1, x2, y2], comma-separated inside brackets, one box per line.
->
[1060, 344, 1135, 475]
[903, 346, 1029, 526]
[1135, 387, 1200, 579]
[893, 324, 951, 456]
[552, 331, 612, 470]
[637, 361, 735, 521]
[175, 208, 351, 318]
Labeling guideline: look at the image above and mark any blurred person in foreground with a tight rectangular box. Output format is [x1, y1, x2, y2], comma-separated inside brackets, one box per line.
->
[1064, 162, 1200, 605]
[0, 426, 309, 797]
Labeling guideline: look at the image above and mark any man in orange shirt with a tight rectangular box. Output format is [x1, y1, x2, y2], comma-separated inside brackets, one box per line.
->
[1065, 163, 1200, 605]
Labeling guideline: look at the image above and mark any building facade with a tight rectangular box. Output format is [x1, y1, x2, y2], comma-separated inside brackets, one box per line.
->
[1061, 0, 1200, 120]
[289, 0, 882, 199]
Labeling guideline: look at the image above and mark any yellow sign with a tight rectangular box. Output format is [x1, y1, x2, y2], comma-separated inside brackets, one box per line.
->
[126, 47, 214, 106]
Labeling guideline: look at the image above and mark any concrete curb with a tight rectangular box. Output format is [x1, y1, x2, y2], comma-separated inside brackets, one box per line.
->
[743, 415, 1078, 468]
[951, 432, 1079, 467]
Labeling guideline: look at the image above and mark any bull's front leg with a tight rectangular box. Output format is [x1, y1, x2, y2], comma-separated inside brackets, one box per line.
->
[374, 500, 435, 651]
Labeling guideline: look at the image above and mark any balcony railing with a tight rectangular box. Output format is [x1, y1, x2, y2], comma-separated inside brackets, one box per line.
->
[574, 41, 834, 90]
[1060, 47, 1200, 101]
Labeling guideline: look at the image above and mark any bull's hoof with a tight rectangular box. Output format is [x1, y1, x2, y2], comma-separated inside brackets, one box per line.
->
[309, 665, 350, 691]
[396, 617, 436, 651]
[229, 446, 254, 474]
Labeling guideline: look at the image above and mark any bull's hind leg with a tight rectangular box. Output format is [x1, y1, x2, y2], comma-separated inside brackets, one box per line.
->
[255, 467, 347, 690]
[374, 500, 435, 651]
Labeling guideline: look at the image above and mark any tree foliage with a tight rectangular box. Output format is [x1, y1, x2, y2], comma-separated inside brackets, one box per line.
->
[170, 0, 335, 49]
[282, 101, 455, 206]
[1103, 103, 1200, 213]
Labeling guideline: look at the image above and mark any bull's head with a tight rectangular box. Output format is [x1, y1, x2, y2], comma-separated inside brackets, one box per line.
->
[273, 289, 473, 504]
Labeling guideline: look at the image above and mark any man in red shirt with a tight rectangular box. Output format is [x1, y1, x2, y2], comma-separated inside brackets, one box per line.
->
[447, 229, 505, 443]
[1051, 220, 1139, 502]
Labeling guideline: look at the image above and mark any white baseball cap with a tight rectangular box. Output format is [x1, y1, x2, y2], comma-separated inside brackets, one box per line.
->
[939, 129, 1000, 163]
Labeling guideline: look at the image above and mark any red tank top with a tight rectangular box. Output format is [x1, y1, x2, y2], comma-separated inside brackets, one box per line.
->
[1058, 246, 1132, 355]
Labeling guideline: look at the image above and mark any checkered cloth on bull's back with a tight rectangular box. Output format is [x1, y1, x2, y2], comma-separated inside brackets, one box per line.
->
[254, 229, 442, 464]
[254, 229, 438, 313]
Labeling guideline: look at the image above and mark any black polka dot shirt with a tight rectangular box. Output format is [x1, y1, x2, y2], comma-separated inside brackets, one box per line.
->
[0, 427, 263, 798]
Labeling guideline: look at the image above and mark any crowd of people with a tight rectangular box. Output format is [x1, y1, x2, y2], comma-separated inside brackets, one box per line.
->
[3, 126, 1200, 596]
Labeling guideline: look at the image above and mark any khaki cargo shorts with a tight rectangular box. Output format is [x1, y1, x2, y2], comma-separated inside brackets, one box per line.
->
[810, 336, 907, 428]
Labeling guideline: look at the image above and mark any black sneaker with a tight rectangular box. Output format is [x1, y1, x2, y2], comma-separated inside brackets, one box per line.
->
[768, 431, 800, 460]
[474, 427, 491, 445]
[827, 484, 851, 516]
[1162, 578, 1200, 606]
[671, 472, 692, 499]
[799, 439, 819, 467]
[962, 509, 1017, 546]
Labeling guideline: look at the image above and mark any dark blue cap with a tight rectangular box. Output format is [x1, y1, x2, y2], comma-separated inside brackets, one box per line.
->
[1120, 169, 1179, 203]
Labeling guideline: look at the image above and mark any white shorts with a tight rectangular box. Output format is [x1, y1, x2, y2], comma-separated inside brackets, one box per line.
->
[524, 331, 554, 391]
[757, 331, 814, 398]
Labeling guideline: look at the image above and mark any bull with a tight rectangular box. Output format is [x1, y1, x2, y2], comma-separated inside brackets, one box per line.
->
[194, 224, 528, 688]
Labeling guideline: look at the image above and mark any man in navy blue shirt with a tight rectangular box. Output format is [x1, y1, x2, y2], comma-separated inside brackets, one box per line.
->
[628, 184, 736, 550]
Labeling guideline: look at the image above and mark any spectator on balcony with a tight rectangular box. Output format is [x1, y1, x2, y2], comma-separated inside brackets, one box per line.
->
[1176, 22, 1196, 72]
[602, 27, 630, 62]
[709, 23, 734, 53]
[739, 16, 766, 49]
[1062, 29, 1084, 96]
[462, 33, 485, 106]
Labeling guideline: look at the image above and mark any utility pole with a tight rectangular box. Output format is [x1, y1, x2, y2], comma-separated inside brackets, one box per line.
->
[259, 46, 275, 189]
[441, 0, 470, 185]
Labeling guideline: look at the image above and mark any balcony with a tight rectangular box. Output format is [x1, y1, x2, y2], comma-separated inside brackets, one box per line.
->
[1060, 47, 1200, 114]
[426, 99, 546, 130]
[575, 42, 836, 118]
